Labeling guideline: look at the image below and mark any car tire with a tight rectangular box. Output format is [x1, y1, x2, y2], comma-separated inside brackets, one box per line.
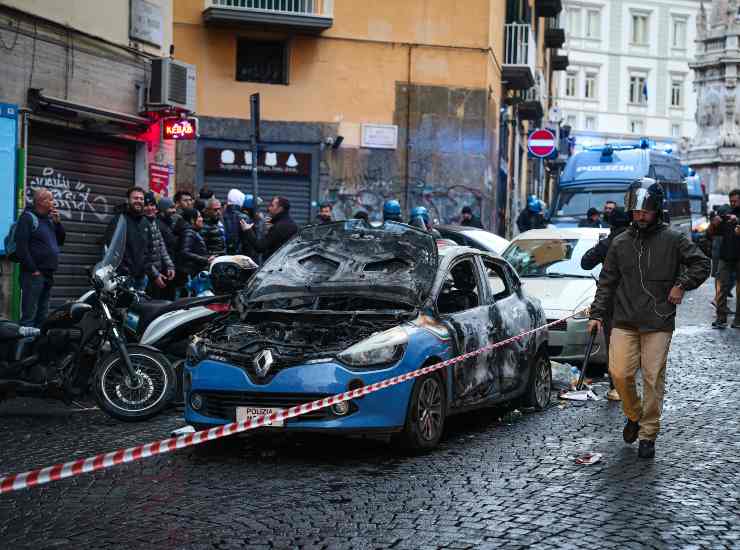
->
[394, 373, 446, 453]
[524, 351, 551, 410]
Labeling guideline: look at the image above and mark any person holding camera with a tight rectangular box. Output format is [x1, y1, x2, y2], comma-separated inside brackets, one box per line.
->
[708, 189, 740, 328]
[587, 180, 709, 459]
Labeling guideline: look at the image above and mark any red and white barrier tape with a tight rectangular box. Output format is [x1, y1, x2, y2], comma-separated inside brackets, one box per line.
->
[0, 310, 587, 494]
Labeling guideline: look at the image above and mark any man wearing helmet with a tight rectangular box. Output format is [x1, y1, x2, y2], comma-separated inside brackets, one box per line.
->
[587, 178, 709, 458]
[408, 206, 441, 238]
[516, 195, 547, 233]
[383, 199, 402, 223]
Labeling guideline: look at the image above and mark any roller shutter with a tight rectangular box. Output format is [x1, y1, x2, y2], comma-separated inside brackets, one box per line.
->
[203, 176, 312, 225]
[27, 123, 135, 306]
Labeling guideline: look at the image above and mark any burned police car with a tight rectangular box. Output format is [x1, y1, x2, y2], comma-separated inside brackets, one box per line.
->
[184, 221, 549, 451]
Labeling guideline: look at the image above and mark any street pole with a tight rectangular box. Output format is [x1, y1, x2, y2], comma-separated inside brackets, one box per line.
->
[250, 93, 260, 202]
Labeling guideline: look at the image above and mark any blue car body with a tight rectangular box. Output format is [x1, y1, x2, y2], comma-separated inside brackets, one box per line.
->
[185, 320, 454, 432]
[184, 221, 548, 442]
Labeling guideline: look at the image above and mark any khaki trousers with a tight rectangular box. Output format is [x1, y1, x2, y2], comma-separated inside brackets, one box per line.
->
[609, 328, 673, 441]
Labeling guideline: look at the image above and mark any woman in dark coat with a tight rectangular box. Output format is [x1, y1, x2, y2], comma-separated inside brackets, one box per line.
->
[178, 208, 213, 278]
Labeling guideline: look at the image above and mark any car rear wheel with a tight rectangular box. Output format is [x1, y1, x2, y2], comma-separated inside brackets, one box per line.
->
[524, 352, 551, 410]
[395, 373, 446, 453]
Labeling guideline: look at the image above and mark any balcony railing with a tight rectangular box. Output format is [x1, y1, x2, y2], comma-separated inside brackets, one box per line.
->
[503, 23, 536, 89]
[203, 0, 334, 30]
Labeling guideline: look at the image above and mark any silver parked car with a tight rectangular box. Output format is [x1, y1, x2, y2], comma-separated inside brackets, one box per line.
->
[502, 227, 609, 365]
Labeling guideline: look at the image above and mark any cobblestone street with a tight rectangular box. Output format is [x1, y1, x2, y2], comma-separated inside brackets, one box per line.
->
[1, 281, 739, 549]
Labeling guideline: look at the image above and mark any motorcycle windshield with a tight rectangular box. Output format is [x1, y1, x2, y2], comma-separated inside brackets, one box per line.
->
[96, 215, 127, 273]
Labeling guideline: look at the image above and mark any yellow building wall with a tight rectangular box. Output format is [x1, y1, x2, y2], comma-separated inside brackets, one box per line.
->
[174, 0, 492, 124]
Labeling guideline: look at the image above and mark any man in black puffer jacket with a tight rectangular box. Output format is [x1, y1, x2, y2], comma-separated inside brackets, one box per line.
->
[588, 180, 709, 459]
[201, 198, 226, 257]
[242, 196, 298, 261]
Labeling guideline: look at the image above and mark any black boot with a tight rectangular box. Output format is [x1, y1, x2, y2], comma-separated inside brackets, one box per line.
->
[623, 419, 639, 443]
[638, 439, 655, 458]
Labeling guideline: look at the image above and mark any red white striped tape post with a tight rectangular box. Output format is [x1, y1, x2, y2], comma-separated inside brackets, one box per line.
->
[0, 310, 587, 495]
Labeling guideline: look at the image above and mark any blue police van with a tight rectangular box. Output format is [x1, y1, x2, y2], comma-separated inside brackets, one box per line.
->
[550, 142, 692, 235]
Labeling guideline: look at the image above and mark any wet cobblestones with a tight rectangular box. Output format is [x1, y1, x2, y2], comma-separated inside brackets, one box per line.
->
[1, 281, 739, 549]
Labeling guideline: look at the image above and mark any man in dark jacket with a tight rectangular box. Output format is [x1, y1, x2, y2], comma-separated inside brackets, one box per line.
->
[460, 206, 484, 228]
[223, 189, 247, 255]
[155, 197, 180, 300]
[580, 206, 630, 401]
[15, 188, 66, 327]
[707, 189, 740, 328]
[316, 202, 333, 225]
[587, 180, 709, 459]
[103, 187, 157, 291]
[517, 195, 547, 233]
[579, 207, 608, 228]
[242, 196, 298, 260]
[201, 198, 226, 257]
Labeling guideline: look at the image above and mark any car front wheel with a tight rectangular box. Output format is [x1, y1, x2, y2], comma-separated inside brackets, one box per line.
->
[395, 373, 446, 453]
[524, 352, 551, 410]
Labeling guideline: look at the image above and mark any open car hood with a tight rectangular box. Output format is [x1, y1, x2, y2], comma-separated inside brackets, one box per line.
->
[245, 220, 438, 307]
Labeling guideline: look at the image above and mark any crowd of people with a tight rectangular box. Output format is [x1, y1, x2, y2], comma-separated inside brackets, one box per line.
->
[13, 185, 484, 327]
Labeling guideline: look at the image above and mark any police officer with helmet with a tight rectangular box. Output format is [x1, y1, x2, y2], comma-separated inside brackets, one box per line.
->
[516, 195, 547, 233]
[409, 206, 441, 238]
[587, 178, 709, 459]
[383, 200, 402, 223]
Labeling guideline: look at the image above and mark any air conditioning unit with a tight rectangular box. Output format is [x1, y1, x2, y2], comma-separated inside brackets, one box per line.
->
[148, 58, 197, 112]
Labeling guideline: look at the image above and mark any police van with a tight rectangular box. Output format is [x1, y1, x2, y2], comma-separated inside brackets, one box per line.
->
[550, 142, 692, 235]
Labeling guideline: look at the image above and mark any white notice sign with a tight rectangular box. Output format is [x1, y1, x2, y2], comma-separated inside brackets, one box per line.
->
[361, 124, 399, 150]
[130, 0, 164, 48]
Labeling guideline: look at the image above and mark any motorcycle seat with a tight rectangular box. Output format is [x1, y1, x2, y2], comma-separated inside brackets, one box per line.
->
[134, 295, 227, 335]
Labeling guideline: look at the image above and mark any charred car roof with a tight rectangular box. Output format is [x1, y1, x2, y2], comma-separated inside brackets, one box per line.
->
[245, 220, 439, 307]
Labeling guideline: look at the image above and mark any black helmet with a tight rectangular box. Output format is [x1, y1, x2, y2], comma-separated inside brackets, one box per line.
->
[625, 177, 664, 215]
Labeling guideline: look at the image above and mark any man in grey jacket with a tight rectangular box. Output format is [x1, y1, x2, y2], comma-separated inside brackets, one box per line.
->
[587, 179, 709, 459]
[144, 192, 175, 298]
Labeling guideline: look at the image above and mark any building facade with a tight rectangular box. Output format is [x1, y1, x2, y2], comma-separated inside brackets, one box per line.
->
[554, 0, 699, 151]
[0, 0, 175, 315]
[174, 0, 563, 234]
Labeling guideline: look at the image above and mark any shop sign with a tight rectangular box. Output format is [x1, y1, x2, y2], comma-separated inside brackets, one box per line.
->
[361, 124, 398, 150]
[149, 163, 172, 195]
[163, 117, 197, 140]
[204, 148, 311, 178]
[130, 0, 164, 47]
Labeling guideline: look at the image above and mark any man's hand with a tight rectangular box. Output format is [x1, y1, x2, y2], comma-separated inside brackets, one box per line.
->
[241, 220, 254, 231]
[32, 271, 41, 277]
[154, 275, 167, 289]
[50, 207, 61, 224]
[207, 255, 217, 263]
[710, 215, 722, 227]
[729, 214, 738, 224]
[735, 225, 740, 237]
[586, 319, 602, 335]
[166, 269, 175, 280]
[668, 285, 685, 305]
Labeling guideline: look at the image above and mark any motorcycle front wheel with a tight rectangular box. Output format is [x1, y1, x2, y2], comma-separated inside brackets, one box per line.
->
[93, 345, 176, 422]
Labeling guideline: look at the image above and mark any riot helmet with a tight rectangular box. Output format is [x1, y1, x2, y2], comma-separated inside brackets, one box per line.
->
[383, 199, 402, 222]
[409, 206, 430, 226]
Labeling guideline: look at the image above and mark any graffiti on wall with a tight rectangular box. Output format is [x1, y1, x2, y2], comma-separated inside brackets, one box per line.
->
[28, 167, 108, 222]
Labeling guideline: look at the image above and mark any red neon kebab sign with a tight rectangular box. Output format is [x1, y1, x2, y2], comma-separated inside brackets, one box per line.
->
[162, 117, 197, 140]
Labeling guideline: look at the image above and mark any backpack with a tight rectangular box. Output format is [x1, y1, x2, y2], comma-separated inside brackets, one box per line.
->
[3, 211, 39, 262]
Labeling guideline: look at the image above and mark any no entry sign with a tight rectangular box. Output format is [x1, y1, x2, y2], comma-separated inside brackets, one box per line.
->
[528, 128, 557, 158]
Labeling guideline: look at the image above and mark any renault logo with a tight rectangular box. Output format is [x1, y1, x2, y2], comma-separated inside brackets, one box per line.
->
[253, 349, 274, 378]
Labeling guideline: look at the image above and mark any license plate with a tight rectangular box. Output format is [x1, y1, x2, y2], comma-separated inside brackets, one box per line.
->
[236, 406, 284, 427]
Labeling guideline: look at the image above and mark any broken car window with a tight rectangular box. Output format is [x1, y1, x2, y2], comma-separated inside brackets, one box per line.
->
[437, 259, 481, 314]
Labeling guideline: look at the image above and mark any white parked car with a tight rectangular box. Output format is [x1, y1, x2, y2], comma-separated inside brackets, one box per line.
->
[501, 227, 609, 365]
[435, 225, 511, 255]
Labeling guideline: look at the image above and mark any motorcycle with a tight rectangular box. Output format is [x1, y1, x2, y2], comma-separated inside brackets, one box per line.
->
[0, 216, 177, 421]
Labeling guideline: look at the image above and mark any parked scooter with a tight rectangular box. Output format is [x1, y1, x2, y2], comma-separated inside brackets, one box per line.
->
[0, 216, 176, 421]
